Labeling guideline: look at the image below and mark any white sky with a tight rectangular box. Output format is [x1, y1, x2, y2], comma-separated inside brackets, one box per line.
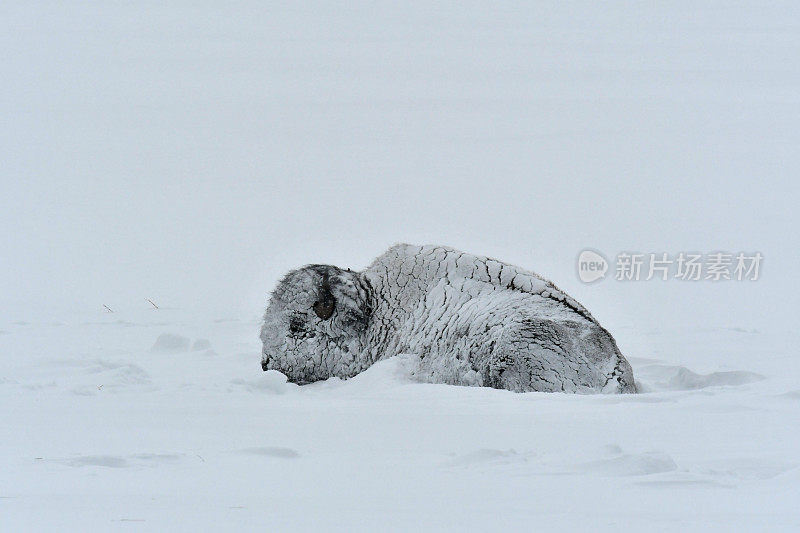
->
[1, 2, 797, 332]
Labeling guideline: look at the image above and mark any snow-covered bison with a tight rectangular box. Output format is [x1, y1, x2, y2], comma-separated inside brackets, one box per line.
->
[260, 244, 635, 393]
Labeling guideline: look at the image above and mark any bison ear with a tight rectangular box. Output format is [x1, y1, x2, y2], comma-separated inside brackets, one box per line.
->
[313, 277, 336, 320]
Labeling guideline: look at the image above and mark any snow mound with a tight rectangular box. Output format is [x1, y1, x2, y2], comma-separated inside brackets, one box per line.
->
[69, 360, 151, 394]
[238, 447, 300, 459]
[230, 370, 291, 394]
[579, 451, 678, 477]
[66, 455, 129, 468]
[442, 449, 524, 468]
[150, 333, 191, 353]
[339, 353, 421, 388]
[57, 453, 182, 469]
[636, 364, 764, 391]
[192, 339, 211, 351]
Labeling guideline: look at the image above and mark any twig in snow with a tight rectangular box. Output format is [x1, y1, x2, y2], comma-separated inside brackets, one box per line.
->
[145, 298, 159, 310]
[103, 304, 114, 313]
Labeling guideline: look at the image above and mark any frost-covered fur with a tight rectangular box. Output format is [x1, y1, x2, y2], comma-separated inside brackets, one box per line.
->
[261, 244, 635, 393]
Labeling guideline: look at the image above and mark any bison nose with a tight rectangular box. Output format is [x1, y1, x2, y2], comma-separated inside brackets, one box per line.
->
[261, 358, 270, 371]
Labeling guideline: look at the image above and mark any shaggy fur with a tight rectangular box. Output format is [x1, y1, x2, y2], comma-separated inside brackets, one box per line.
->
[261, 244, 635, 393]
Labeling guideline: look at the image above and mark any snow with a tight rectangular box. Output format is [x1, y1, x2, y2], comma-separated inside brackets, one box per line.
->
[150, 333, 192, 354]
[2, 309, 799, 530]
[2, 1, 799, 530]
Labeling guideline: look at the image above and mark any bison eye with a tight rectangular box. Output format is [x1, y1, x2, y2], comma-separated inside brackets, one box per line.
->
[313, 296, 335, 320]
[289, 316, 305, 334]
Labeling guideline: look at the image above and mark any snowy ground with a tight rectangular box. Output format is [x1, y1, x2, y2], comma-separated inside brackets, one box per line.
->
[2, 309, 799, 531]
[2, 1, 798, 530]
